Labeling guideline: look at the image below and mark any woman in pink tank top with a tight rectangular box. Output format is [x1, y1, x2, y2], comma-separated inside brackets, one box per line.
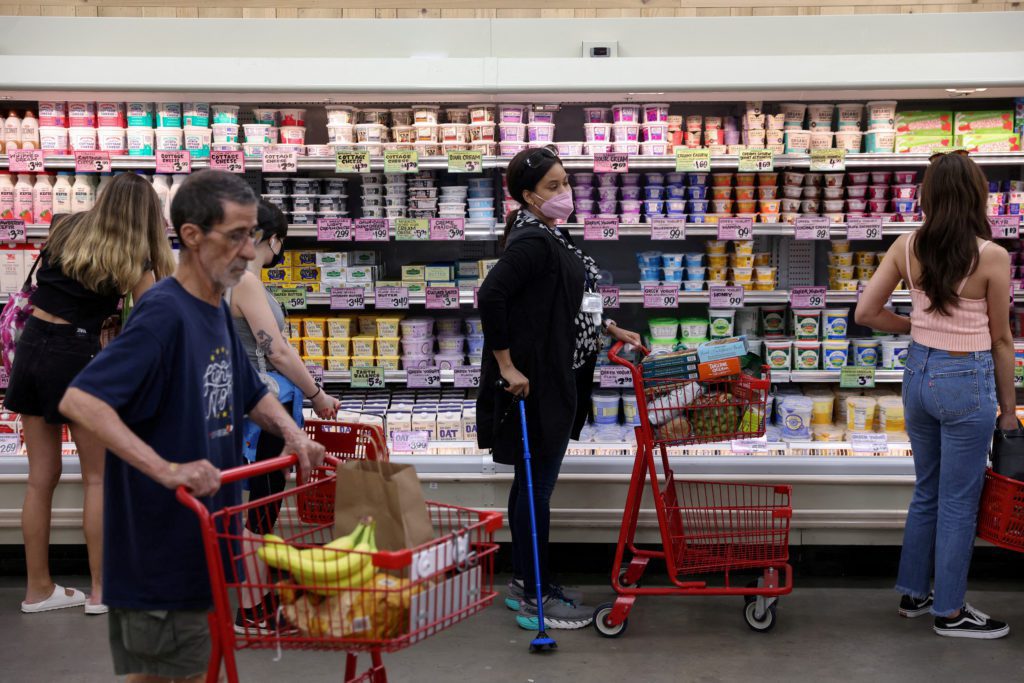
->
[856, 152, 1016, 639]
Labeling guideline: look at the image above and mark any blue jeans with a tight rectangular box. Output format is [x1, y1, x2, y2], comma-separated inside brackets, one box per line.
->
[896, 342, 996, 616]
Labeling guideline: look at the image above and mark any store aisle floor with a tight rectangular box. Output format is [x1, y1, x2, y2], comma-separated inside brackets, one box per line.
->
[3, 577, 1023, 682]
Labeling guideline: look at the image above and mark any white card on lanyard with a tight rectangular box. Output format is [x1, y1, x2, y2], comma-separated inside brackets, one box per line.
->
[581, 291, 604, 314]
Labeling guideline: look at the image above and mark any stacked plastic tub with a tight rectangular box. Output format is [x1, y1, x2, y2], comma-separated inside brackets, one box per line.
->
[361, 173, 386, 219]
[407, 172, 438, 220]
[583, 107, 612, 157]
[466, 178, 495, 232]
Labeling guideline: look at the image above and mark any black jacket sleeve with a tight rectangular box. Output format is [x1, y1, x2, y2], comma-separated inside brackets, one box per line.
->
[477, 234, 548, 351]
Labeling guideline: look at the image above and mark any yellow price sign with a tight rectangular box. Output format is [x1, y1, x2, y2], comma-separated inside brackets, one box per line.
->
[738, 149, 774, 173]
[810, 149, 846, 172]
[394, 218, 429, 241]
[336, 150, 371, 174]
[675, 148, 711, 173]
[447, 150, 483, 173]
[384, 149, 418, 174]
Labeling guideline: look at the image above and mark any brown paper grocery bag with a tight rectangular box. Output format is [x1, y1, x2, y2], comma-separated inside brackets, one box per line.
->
[333, 459, 434, 551]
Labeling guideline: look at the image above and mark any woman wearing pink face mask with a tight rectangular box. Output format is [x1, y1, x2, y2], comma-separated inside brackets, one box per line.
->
[477, 145, 641, 630]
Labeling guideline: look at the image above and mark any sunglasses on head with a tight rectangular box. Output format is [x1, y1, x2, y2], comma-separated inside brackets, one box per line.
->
[928, 149, 969, 163]
[523, 145, 560, 169]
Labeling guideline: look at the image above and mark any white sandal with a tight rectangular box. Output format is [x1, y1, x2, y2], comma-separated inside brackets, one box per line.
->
[21, 584, 87, 613]
[85, 601, 109, 615]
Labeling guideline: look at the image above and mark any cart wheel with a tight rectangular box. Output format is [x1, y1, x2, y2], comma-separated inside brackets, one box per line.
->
[744, 601, 777, 633]
[593, 603, 628, 638]
[618, 570, 640, 588]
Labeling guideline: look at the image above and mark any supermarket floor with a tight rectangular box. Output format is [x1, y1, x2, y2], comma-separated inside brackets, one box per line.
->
[4, 577, 1024, 682]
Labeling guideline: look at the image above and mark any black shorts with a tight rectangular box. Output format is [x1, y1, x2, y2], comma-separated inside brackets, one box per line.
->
[4, 316, 100, 424]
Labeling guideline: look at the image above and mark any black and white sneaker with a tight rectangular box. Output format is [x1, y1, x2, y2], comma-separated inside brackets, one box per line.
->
[899, 592, 934, 618]
[934, 604, 1010, 640]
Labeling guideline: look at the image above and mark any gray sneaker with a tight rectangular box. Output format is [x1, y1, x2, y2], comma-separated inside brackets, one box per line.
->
[516, 593, 593, 630]
[505, 579, 584, 611]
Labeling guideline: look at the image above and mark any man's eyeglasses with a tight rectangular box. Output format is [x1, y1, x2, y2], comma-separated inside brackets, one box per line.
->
[929, 149, 970, 163]
[209, 226, 263, 248]
[523, 145, 559, 169]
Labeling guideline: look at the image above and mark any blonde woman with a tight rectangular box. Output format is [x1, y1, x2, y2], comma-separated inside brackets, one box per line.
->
[7, 172, 174, 615]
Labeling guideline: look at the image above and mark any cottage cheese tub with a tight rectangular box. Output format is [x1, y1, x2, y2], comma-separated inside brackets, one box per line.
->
[278, 109, 306, 126]
[210, 104, 241, 125]
[184, 126, 212, 158]
[326, 106, 356, 126]
[245, 124, 274, 144]
[154, 128, 183, 151]
[253, 108, 279, 125]
[38, 126, 68, 155]
[68, 101, 97, 127]
[126, 127, 154, 156]
[213, 124, 241, 144]
[97, 102, 126, 127]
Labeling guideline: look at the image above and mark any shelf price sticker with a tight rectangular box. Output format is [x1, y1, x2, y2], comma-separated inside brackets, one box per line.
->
[354, 218, 390, 241]
[317, 217, 352, 242]
[0, 432, 21, 456]
[810, 149, 846, 172]
[738, 149, 774, 173]
[599, 285, 620, 310]
[794, 216, 831, 240]
[847, 216, 883, 240]
[841, 366, 876, 389]
[329, 286, 366, 310]
[407, 367, 442, 389]
[447, 150, 483, 174]
[599, 365, 633, 389]
[262, 149, 298, 173]
[675, 148, 711, 173]
[650, 217, 686, 241]
[991, 215, 1021, 239]
[271, 285, 307, 311]
[375, 285, 410, 310]
[594, 152, 628, 174]
[584, 216, 619, 241]
[429, 217, 465, 241]
[74, 150, 111, 173]
[210, 150, 245, 173]
[425, 286, 460, 310]
[643, 284, 679, 309]
[790, 286, 827, 308]
[730, 436, 769, 455]
[394, 218, 429, 241]
[392, 429, 430, 453]
[850, 432, 888, 454]
[384, 149, 418, 174]
[156, 149, 191, 174]
[709, 285, 744, 308]
[0, 219, 26, 243]
[351, 366, 386, 390]
[453, 365, 481, 389]
[717, 216, 753, 241]
[9, 149, 44, 173]
[336, 150, 371, 174]
[305, 363, 324, 389]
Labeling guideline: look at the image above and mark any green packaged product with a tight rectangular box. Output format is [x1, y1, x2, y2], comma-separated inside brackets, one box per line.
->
[954, 110, 1014, 134]
[894, 110, 952, 135]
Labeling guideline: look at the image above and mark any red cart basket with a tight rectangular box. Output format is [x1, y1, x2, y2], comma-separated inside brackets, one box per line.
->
[176, 421, 502, 683]
[977, 468, 1024, 552]
[592, 343, 794, 637]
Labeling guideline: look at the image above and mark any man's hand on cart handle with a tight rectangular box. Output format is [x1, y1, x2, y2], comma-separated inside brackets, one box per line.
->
[161, 460, 222, 498]
[281, 427, 327, 484]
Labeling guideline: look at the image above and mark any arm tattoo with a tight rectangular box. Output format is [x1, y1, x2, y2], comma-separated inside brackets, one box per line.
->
[255, 329, 274, 358]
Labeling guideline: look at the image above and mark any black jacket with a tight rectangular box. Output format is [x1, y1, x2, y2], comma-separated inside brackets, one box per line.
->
[476, 214, 596, 465]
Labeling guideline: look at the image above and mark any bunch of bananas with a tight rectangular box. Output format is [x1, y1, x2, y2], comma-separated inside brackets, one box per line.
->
[258, 518, 378, 595]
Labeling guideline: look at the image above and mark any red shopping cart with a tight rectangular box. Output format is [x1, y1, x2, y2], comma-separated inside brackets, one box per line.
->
[977, 468, 1024, 552]
[592, 343, 794, 637]
[176, 421, 502, 683]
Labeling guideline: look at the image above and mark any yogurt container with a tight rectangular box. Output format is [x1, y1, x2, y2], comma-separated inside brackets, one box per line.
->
[866, 101, 897, 130]
[709, 309, 736, 339]
[612, 104, 641, 123]
[793, 341, 821, 370]
[877, 396, 905, 433]
[778, 396, 813, 440]
[764, 340, 792, 370]
[778, 103, 807, 129]
[498, 105, 526, 124]
[879, 339, 910, 369]
[793, 309, 822, 340]
[642, 103, 670, 123]
[822, 340, 850, 370]
[584, 107, 610, 124]
[835, 131, 863, 153]
[326, 106, 356, 126]
[784, 130, 811, 154]
[852, 338, 881, 367]
[836, 103, 864, 130]
[846, 396, 877, 432]
[806, 104, 834, 131]
[823, 308, 850, 339]
[808, 392, 836, 425]
[592, 392, 621, 425]
[527, 123, 555, 143]
[648, 317, 679, 338]
[761, 305, 787, 338]
[864, 129, 896, 154]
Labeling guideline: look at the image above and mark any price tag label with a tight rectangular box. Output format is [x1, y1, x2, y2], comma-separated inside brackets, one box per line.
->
[847, 216, 883, 240]
[425, 286, 460, 310]
[351, 366, 386, 390]
[453, 365, 481, 389]
[730, 437, 770, 454]
[429, 217, 465, 241]
[330, 286, 366, 310]
[850, 432, 888, 454]
[305, 363, 324, 388]
[598, 285, 620, 310]
[584, 217, 619, 241]
[795, 216, 831, 240]
[0, 432, 21, 456]
[674, 148, 711, 173]
[155, 149, 191, 174]
[374, 285, 409, 310]
[991, 215, 1021, 239]
[650, 218, 686, 241]
[810, 148, 846, 172]
[336, 150, 371, 174]
[392, 429, 430, 453]
[394, 218, 429, 241]
[594, 152, 628, 173]
[74, 150, 111, 173]
[841, 366, 876, 389]
[383, 149, 418, 174]
[738, 149, 774, 173]
[709, 285, 744, 308]
[446, 150, 483, 173]
[407, 367, 442, 389]
[262, 149, 298, 173]
[271, 285, 307, 311]
[354, 218, 390, 241]
[0, 219, 26, 243]
[790, 286, 827, 308]
[9, 149, 45, 173]
[599, 365, 633, 389]
[210, 150, 245, 173]
[643, 284, 679, 309]
[717, 217, 753, 241]
[316, 217, 352, 242]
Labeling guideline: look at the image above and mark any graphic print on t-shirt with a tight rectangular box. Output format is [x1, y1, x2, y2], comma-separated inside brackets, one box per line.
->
[204, 345, 234, 440]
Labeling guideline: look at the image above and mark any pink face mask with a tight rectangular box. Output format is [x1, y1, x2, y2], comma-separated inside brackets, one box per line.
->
[534, 190, 575, 222]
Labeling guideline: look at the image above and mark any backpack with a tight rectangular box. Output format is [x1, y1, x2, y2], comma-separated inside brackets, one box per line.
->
[0, 253, 42, 374]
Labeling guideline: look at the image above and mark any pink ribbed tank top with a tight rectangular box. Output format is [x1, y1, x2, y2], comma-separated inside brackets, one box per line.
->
[905, 232, 991, 352]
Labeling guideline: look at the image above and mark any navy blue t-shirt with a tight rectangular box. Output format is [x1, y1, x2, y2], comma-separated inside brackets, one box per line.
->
[70, 277, 267, 611]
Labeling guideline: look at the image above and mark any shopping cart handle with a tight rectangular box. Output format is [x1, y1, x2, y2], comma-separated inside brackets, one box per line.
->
[174, 453, 344, 506]
[608, 341, 648, 369]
